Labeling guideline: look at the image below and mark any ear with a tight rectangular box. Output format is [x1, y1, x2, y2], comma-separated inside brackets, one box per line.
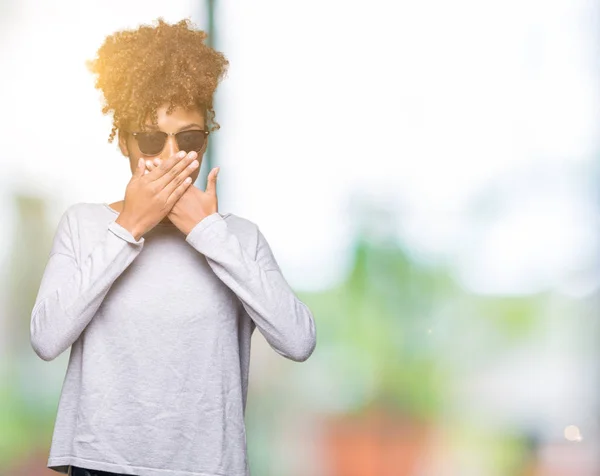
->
[118, 129, 130, 157]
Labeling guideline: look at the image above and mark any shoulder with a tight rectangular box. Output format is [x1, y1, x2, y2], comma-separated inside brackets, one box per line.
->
[56, 202, 117, 237]
[220, 211, 255, 229]
[62, 202, 106, 222]
[220, 211, 259, 238]
[220, 213, 278, 263]
[64, 202, 97, 213]
[220, 212, 265, 252]
[47, 203, 102, 251]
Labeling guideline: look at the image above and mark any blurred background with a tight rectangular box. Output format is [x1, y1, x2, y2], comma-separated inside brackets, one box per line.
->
[1, 0, 599, 475]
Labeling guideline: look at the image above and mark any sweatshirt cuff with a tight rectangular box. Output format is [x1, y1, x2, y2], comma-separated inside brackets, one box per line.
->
[108, 221, 145, 245]
[185, 213, 225, 246]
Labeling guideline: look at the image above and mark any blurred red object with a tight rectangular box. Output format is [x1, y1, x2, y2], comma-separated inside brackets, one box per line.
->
[322, 406, 431, 476]
[4, 448, 55, 476]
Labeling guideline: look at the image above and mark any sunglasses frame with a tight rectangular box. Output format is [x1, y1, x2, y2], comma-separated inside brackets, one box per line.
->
[130, 129, 210, 156]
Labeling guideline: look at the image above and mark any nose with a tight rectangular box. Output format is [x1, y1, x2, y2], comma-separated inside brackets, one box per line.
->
[162, 135, 180, 159]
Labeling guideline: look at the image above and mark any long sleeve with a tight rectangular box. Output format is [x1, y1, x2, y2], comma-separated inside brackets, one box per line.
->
[30, 207, 145, 361]
[185, 213, 317, 362]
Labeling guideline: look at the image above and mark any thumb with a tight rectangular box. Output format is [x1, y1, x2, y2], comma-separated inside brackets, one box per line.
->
[206, 167, 219, 195]
[133, 157, 145, 178]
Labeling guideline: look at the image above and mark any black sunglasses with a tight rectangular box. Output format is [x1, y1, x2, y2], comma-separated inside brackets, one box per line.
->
[131, 129, 209, 156]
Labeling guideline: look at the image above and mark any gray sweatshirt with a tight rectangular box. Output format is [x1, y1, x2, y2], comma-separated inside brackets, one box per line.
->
[30, 202, 317, 476]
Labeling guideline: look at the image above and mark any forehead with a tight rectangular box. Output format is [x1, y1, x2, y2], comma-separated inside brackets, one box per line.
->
[141, 104, 205, 130]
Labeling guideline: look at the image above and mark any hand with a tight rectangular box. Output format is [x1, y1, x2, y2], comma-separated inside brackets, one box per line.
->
[146, 158, 220, 236]
[117, 151, 200, 240]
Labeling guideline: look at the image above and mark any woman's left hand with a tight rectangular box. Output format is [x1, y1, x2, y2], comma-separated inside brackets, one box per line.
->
[146, 159, 220, 235]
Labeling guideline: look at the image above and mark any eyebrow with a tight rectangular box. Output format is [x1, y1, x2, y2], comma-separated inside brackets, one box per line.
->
[142, 123, 204, 132]
[178, 123, 204, 132]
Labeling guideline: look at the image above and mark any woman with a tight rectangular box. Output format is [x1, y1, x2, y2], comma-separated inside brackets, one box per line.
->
[30, 18, 317, 476]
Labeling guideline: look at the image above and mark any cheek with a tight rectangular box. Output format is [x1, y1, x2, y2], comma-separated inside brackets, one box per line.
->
[128, 151, 148, 174]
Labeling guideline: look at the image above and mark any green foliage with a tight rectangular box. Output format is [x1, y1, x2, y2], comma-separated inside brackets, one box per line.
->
[0, 368, 55, 469]
[303, 227, 542, 421]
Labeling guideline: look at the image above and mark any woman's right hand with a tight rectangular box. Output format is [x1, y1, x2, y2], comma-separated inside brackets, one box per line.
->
[115, 150, 200, 240]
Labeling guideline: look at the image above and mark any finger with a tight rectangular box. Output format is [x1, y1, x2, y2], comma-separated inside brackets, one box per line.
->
[206, 167, 219, 195]
[162, 154, 200, 197]
[166, 174, 194, 208]
[134, 157, 145, 178]
[147, 150, 188, 182]
[144, 159, 155, 175]
[155, 151, 198, 190]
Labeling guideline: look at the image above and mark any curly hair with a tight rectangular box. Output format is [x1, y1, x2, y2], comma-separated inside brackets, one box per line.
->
[86, 17, 229, 143]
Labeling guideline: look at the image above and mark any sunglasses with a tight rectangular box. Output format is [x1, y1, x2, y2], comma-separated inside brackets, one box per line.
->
[131, 129, 209, 156]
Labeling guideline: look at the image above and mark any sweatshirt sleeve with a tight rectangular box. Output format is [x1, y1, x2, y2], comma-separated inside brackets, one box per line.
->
[30, 206, 145, 361]
[185, 213, 317, 362]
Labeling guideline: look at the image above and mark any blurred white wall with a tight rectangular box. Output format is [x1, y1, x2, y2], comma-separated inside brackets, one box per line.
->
[0, 0, 597, 294]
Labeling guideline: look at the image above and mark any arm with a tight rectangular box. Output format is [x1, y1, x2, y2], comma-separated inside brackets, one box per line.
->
[30, 206, 145, 361]
[185, 213, 317, 362]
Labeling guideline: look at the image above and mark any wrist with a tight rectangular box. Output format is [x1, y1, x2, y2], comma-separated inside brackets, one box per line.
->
[115, 214, 143, 241]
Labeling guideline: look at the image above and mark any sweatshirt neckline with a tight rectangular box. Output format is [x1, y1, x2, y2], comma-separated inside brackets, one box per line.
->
[102, 202, 177, 227]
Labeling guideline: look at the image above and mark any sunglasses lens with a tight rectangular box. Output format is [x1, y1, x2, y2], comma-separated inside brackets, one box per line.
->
[176, 130, 206, 152]
[136, 132, 167, 155]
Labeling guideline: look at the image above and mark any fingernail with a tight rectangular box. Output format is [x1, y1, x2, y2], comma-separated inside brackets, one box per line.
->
[177, 151, 186, 158]
[146, 160, 152, 168]
[154, 158, 161, 165]
[188, 151, 197, 159]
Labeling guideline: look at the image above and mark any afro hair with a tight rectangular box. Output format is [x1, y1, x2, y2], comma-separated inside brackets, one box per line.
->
[86, 17, 229, 143]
